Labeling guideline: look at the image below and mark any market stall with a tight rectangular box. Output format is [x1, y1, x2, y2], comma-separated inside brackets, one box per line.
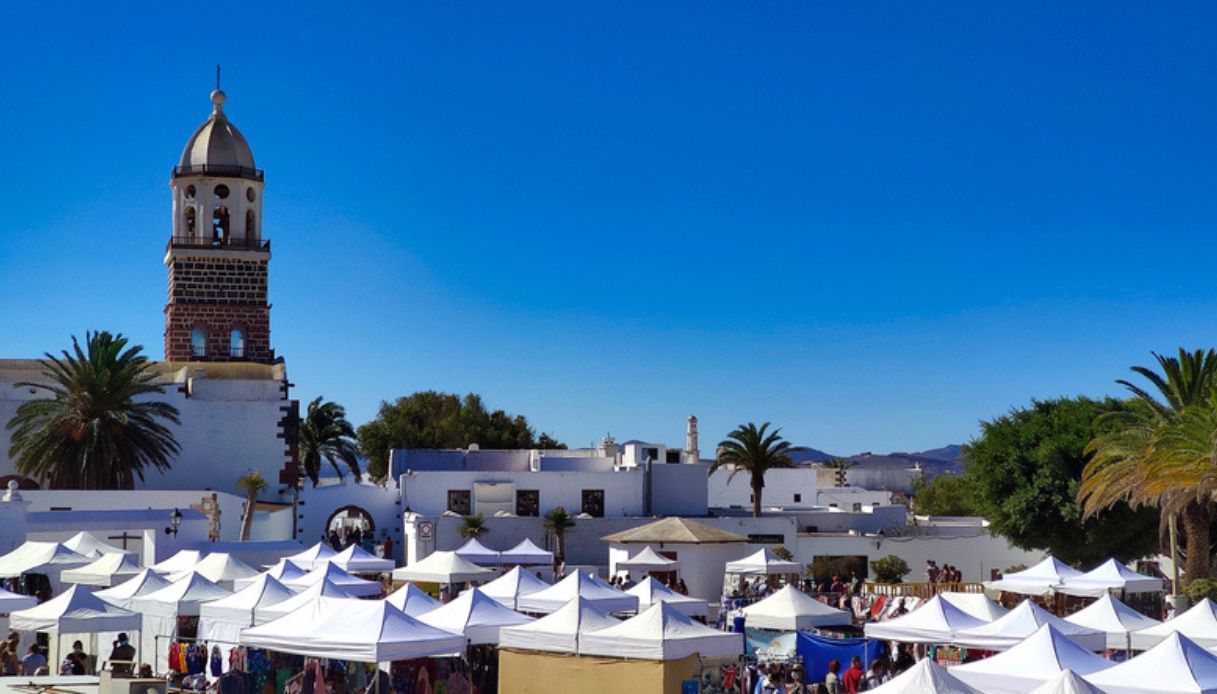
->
[253, 579, 356, 625]
[11, 585, 141, 673]
[391, 551, 494, 584]
[198, 574, 296, 650]
[1129, 597, 1217, 649]
[499, 596, 619, 654]
[234, 558, 308, 591]
[284, 561, 382, 597]
[150, 550, 205, 575]
[1029, 670, 1105, 694]
[129, 571, 233, 673]
[169, 552, 261, 589]
[939, 592, 1009, 622]
[983, 556, 1082, 596]
[0, 541, 91, 591]
[417, 587, 533, 645]
[625, 577, 707, 619]
[384, 583, 441, 618]
[578, 601, 743, 659]
[951, 624, 1114, 694]
[616, 546, 679, 574]
[454, 538, 501, 566]
[94, 569, 171, 607]
[498, 539, 553, 567]
[723, 548, 802, 576]
[863, 594, 986, 644]
[868, 658, 981, 694]
[1087, 632, 1217, 693]
[61, 532, 127, 559]
[60, 553, 144, 588]
[329, 544, 394, 574]
[1055, 559, 1163, 598]
[953, 600, 1106, 651]
[283, 542, 337, 571]
[479, 566, 550, 610]
[739, 584, 851, 631]
[517, 572, 638, 615]
[1063, 593, 1161, 650]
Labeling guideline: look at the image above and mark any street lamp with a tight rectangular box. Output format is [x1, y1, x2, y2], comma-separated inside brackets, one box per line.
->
[165, 508, 183, 537]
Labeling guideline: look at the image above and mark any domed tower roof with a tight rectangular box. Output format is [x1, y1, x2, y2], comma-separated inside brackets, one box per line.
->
[175, 89, 262, 181]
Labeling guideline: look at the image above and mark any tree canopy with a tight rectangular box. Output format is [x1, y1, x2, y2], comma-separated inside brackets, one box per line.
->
[963, 397, 1159, 566]
[357, 391, 565, 481]
[911, 474, 981, 516]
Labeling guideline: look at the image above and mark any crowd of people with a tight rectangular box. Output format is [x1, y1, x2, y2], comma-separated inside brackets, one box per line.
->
[819, 649, 914, 694]
[324, 526, 393, 559]
[924, 560, 962, 585]
[607, 573, 689, 595]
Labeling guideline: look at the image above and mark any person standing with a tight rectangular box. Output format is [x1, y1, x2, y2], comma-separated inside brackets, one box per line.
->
[382, 534, 394, 561]
[823, 660, 842, 694]
[841, 656, 864, 694]
[108, 633, 136, 675]
[21, 645, 46, 676]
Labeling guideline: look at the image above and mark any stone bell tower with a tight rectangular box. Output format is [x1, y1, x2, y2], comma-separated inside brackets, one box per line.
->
[164, 88, 273, 363]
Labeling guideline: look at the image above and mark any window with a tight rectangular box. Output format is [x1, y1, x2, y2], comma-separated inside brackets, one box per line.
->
[643, 447, 659, 462]
[665, 450, 681, 464]
[212, 206, 230, 243]
[246, 188, 256, 203]
[184, 207, 196, 237]
[793, 493, 802, 503]
[581, 489, 604, 518]
[447, 490, 471, 515]
[191, 326, 207, 357]
[245, 209, 256, 236]
[515, 490, 539, 517]
[214, 184, 230, 199]
[230, 327, 246, 358]
[185, 184, 196, 199]
[852, 503, 862, 512]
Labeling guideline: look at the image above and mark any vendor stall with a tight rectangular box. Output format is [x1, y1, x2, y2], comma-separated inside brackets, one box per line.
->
[952, 624, 1114, 694]
[1063, 593, 1161, 650]
[129, 571, 232, 673]
[417, 587, 533, 645]
[253, 578, 356, 624]
[284, 561, 382, 597]
[330, 544, 394, 574]
[169, 552, 260, 589]
[940, 592, 1009, 622]
[454, 538, 501, 566]
[740, 585, 851, 630]
[198, 574, 296, 649]
[149, 550, 205, 575]
[616, 546, 679, 574]
[60, 553, 144, 588]
[11, 585, 141, 673]
[954, 599, 1106, 651]
[578, 601, 743, 660]
[625, 578, 707, 619]
[499, 596, 619, 654]
[983, 556, 1082, 596]
[61, 532, 127, 559]
[391, 551, 494, 584]
[384, 583, 441, 618]
[868, 658, 981, 694]
[234, 558, 308, 591]
[864, 594, 986, 644]
[517, 572, 638, 615]
[479, 566, 550, 610]
[1055, 559, 1163, 598]
[1129, 597, 1217, 649]
[499, 539, 553, 567]
[1088, 632, 1217, 693]
[724, 548, 801, 576]
[283, 542, 337, 571]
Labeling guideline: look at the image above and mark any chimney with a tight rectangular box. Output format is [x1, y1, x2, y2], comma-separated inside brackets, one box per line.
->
[685, 415, 700, 464]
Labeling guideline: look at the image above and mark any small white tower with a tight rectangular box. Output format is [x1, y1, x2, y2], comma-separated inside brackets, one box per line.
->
[685, 415, 700, 464]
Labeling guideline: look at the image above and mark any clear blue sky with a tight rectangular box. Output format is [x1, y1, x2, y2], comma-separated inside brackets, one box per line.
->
[1, 2, 1215, 455]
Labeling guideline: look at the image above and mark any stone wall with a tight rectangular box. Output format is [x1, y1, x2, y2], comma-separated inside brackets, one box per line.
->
[164, 250, 272, 363]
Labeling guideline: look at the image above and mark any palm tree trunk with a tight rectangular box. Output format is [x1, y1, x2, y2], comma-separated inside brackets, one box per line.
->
[1182, 500, 1213, 583]
[752, 476, 763, 518]
[240, 492, 256, 541]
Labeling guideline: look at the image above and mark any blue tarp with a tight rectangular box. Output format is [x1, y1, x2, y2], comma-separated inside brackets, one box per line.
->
[795, 632, 888, 684]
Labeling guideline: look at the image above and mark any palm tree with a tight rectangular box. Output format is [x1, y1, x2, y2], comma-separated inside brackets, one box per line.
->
[459, 514, 488, 539]
[237, 471, 268, 541]
[542, 506, 576, 564]
[6, 332, 180, 490]
[712, 422, 794, 517]
[1081, 349, 1217, 582]
[299, 397, 361, 487]
[824, 458, 854, 487]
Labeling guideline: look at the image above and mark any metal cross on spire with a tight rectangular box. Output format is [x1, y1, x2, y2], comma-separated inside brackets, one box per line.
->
[216, 64, 221, 91]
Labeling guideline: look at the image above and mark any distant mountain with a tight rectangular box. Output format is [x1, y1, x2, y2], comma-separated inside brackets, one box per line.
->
[787, 447, 838, 464]
[912, 444, 962, 462]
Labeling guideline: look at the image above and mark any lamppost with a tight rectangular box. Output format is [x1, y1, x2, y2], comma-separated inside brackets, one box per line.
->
[164, 508, 183, 537]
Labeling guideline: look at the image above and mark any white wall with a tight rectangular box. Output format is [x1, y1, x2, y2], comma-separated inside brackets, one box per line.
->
[709, 468, 822, 510]
[401, 469, 648, 518]
[795, 532, 1044, 583]
[608, 542, 744, 603]
[296, 481, 403, 560]
[18, 489, 249, 541]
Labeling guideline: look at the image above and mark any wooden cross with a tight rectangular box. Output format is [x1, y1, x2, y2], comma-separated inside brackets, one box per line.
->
[107, 532, 141, 550]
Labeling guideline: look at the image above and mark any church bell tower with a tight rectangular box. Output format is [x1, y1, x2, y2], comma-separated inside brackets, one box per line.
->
[164, 88, 273, 363]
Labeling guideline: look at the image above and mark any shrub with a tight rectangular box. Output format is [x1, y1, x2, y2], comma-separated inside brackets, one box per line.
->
[1187, 578, 1217, 604]
[871, 555, 911, 584]
[771, 546, 794, 561]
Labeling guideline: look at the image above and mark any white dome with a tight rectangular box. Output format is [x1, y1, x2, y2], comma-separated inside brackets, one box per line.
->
[176, 90, 259, 180]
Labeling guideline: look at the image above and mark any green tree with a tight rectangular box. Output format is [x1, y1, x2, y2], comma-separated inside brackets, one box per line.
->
[964, 397, 1159, 566]
[357, 391, 565, 482]
[7, 332, 180, 490]
[871, 555, 911, 584]
[911, 475, 981, 516]
[299, 397, 361, 487]
[543, 506, 576, 564]
[459, 514, 488, 539]
[237, 471, 268, 541]
[712, 422, 795, 517]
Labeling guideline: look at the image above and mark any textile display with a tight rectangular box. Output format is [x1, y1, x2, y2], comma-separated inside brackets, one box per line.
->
[795, 632, 888, 684]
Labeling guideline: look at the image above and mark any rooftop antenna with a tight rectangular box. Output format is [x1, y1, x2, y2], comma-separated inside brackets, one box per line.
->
[215, 64, 221, 90]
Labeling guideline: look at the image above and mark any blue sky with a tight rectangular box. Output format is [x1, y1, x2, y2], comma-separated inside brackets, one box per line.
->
[1, 2, 1216, 454]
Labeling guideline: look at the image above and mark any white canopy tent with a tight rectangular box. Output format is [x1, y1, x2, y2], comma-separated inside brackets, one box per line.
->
[579, 601, 744, 660]
[940, 592, 1009, 623]
[1028, 670, 1106, 694]
[867, 658, 982, 694]
[616, 547, 679, 573]
[1130, 597, 1217, 649]
[234, 559, 309, 591]
[330, 545, 394, 573]
[61, 532, 127, 559]
[284, 543, 338, 571]
[0, 587, 36, 613]
[952, 624, 1114, 694]
[254, 579, 356, 625]
[1056, 559, 1164, 597]
[131, 571, 233, 618]
[391, 551, 495, 584]
[500, 596, 620, 654]
[864, 595, 987, 644]
[479, 566, 550, 610]
[518, 572, 639, 615]
[149, 550, 205, 575]
[454, 538, 501, 566]
[1087, 632, 1217, 693]
[241, 596, 467, 662]
[384, 583, 441, 618]
[499, 539, 553, 567]
[94, 569, 171, 608]
[740, 585, 851, 630]
[198, 574, 296, 647]
[417, 587, 534, 645]
[0, 541, 90, 580]
[626, 578, 707, 619]
[284, 562, 382, 597]
[954, 600, 1106, 651]
[60, 553, 144, 588]
[1063, 593, 1161, 650]
[170, 552, 261, 588]
[11, 585, 142, 672]
[723, 548, 802, 576]
[983, 556, 1083, 596]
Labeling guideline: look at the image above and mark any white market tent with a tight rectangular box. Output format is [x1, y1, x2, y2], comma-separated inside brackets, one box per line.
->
[518, 572, 639, 615]
[198, 574, 296, 643]
[131, 571, 232, 618]
[740, 585, 851, 630]
[626, 578, 707, 619]
[616, 547, 679, 572]
[954, 600, 1106, 651]
[479, 566, 550, 610]
[984, 556, 1083, 596]
[61, 532, 127, 558]
[1130, 597, 1217, 650]
[724, 548, 801, 576]
[330, 545, 394, 573]
[499, 596, 620, 654]
[241, 596, 467, 662]
[1028, 670, 1106, 694]
[384, 583, 442, 618]
[454, 538, 501, 566]
[170, 552, 261, 587]
[284, 542, 337, 571]
[254, 578, 356, 625]
[95, 569, 171, 608]
[1064, 593, 1162, 650]
[392, 551, 495, 584]
[1056, 559, 1164, 598]
[284, 562, 382, 597]
[0, 541, 90, 580]
[499, 538, 553, 567]
[1087, 632, 1217, 693]
[579, 601, 744, 660]
[60, 553, 144, 588]
[0, 587, 36, 613]
[940, 592, 1010, 623]
[864, 595, 987, 644]
[952, 624, 1114, 694]
[150, 549, 205, 575]
[235, 559, 309, 591]
[867, 658, 982, 694]
[10, 585, 140, 633]
[418, 587, 534, 645]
